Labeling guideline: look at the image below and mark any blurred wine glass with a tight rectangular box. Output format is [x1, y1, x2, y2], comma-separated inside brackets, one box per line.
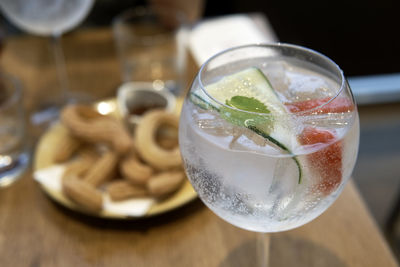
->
[0, 0, 94, 126]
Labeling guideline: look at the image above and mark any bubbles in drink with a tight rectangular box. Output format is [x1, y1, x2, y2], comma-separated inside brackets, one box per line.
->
[194, 108, 235, 138]
[286, 71, 332, 101]
[263, 61, 290, 93]
[262, 59, 338, 102]
[179, 55, 359, 232]
[298, 112, 355, 131]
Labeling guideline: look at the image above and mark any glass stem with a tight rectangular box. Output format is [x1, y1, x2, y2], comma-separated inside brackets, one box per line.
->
[256, 233, 270, 267]
[51, 33, 69, 106]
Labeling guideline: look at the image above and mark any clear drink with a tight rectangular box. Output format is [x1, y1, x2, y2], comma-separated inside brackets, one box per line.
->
[179, 44, 359, 232]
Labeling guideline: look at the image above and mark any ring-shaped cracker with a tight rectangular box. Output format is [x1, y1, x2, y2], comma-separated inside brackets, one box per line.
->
[61, 104, 132, 154]
[135, 110, 181, 170]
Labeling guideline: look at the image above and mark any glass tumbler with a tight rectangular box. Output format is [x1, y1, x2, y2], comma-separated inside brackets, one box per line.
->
[112, 6, 188, 96]
[0, 73, 29, 187]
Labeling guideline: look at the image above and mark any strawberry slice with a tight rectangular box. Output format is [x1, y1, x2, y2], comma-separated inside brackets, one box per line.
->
[285, 97, 353, 194]
[285, 97, 354, 113]
[299, 127, 342, 195]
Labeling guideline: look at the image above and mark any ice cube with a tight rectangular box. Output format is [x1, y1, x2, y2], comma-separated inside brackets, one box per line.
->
[266, 157, 306, 216]
[228, 129, 283, 155]
[287, 72, 332, 101]
[193, 108, 236, 137]
[263, 61, 290, 96]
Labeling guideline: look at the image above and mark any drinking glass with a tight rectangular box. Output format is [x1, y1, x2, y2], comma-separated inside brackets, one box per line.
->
[112, 6, 187, 96]
[179, 43, 359, 265]
[0, 0, 94, 126]
[0, 73, 29, 187]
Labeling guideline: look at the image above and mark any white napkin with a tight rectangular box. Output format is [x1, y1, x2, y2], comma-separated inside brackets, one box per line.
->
[189, 15, 276, 66]
[34, 165, 154, 217]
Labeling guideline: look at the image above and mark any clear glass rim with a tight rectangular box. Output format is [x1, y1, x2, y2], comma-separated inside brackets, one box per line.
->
[0, 73, 22, 112]
[112, 5, 187, 44]
[198, 43, 348, 116]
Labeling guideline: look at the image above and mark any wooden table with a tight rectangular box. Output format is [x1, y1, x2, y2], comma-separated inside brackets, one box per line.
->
[0, 28, 398, 267]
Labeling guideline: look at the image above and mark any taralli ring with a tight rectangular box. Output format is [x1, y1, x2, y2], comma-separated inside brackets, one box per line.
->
[61, 104, 133, 154]
[135, 110, 182, 170]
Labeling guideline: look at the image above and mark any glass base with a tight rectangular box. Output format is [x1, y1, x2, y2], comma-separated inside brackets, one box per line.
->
[0, 152, 29, 187]
[30, 91, 94, 127]
[31, 105, 60, 126]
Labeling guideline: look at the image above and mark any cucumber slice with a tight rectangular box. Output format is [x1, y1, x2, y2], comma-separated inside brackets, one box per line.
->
[190, 67, 303, 183]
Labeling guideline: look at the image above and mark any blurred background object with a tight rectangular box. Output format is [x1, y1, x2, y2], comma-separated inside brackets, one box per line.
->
[0, 0, 94, 128]
[149, 0, 204, 24]
[0, 72, 29, 187]
[112, 5, 187, 96]
[203, 0, 400, 76]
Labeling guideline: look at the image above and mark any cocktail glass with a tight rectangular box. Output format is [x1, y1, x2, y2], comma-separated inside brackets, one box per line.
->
[179, 44, 359, 266]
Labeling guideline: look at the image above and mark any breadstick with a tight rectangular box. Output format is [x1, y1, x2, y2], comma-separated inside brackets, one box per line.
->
[147, 170, 185, 197]
[120, 153, 153, 185]
[83, 150, 118, 187]
[77, 145, 100, 162]
[62, 152, 98, 181]
[63, 160, 91, 181]
[107, 180, 148, 201]
[53, 126, 81, 163]
[62, 176, 103, 212]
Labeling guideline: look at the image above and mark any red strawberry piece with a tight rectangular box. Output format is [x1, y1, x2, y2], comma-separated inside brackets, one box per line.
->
[285, 97, 354, 113]
[299, 127, 342, 195]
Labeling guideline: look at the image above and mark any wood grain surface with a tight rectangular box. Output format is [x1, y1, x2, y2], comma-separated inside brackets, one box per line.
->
[0, 27, 398, 267]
